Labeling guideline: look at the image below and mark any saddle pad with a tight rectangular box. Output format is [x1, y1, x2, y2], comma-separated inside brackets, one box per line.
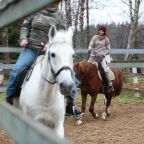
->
[107, 68, 115, 80]
[36, 55, 44, 64]
[90, 61, 115, 80]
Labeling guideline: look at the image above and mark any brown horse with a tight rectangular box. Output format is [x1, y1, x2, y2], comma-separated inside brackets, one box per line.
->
[74, 60, 124, 119]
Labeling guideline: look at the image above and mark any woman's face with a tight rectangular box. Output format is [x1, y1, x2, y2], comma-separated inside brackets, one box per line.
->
[98, 30, 105, 36]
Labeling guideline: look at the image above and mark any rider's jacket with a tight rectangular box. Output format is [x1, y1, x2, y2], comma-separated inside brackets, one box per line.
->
[88, 34, 110, 57]
[19, 8, 66, 50]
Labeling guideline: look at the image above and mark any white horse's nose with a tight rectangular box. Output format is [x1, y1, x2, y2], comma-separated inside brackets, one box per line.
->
[59, 81, 74, 96]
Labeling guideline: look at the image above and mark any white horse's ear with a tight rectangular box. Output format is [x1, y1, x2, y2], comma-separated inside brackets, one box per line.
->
[67, 27, 73, 38]
[66, 27, 73, 45]
[49, 25, 57, 41]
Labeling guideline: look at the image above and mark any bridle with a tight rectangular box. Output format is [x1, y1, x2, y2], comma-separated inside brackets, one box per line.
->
[41, 42, 73, 85]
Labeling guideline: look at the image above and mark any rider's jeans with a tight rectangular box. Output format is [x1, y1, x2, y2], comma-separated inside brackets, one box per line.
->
[69, 72, 77, 101]
[6, 48, 37, 97]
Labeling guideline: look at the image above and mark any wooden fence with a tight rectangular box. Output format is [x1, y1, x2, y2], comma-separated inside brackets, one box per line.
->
[0, 47, 144, 91]
[0, 102, 69, 144]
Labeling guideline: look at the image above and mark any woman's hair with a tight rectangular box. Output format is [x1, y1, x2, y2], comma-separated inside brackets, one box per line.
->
[97, 25, 107, 36]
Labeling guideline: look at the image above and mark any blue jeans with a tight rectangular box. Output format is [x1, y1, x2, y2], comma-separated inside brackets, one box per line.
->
[6, 48, 38, 97]
[69, 72, 77, 101]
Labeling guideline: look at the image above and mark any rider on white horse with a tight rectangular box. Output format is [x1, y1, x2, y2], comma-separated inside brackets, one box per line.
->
[5, 0, 83, 118]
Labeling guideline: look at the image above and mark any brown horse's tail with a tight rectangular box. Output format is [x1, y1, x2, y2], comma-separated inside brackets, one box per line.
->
[113, 69, 124, 96]
[97, 62, 109, 90]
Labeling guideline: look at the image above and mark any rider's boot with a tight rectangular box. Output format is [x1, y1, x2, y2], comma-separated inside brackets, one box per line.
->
[66, 99, 84, 119]
[5, 96, 14, 105]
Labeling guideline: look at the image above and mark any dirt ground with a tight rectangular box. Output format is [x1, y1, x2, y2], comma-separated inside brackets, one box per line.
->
[64, 101, 144, 144]
[1, 101, 144, 144]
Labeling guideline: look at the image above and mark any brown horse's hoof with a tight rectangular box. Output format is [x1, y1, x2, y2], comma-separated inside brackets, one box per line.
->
[94, 113, 99, 119]
[107, 111, 111, 117]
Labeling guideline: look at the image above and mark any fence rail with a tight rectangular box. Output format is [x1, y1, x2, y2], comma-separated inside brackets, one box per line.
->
[0, 102, 69, 144]
[0, 48, 144, 69]
[1, 47, 144, 54]
[0, 0, 57, 28]
[75, 48, 144, 54]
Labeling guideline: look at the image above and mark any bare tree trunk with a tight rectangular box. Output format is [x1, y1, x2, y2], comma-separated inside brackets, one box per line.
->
[73, 0, 80, 48]
[64, 0, 72, 27]
[2, 27, 10, 60]
[79, 0, 86, 48]
[125, 0, 141, 60]
[86, 0, 89, 48]
[79, 0, 85, 32]
[124, 0, 141, 97]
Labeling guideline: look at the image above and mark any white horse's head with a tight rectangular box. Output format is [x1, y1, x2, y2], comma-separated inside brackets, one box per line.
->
[45, 25, 75, 96]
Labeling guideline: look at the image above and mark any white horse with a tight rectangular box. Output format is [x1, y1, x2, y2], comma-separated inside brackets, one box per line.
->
[19, 26, 75, 138]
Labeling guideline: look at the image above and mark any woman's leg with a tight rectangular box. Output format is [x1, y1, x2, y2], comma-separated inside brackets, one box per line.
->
[66, 71, 84, 118]
[102, 58, 114, 91]
[6, 48, 37, 98]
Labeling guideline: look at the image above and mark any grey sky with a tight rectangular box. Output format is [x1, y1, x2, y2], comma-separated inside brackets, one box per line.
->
[88, 0, 144, 25]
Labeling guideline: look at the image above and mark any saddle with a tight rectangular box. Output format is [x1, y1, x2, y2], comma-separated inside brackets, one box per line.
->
[13, 55, 44, 97]
[90, 61, 115, 81]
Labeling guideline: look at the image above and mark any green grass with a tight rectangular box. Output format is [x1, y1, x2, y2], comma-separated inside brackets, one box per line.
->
[75, 89, 144, 105]
[0, 93, 5, 101]
[1, 89, 144, 104]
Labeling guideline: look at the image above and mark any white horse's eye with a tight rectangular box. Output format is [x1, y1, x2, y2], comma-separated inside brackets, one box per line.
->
[51, 53, 55, 58]
[72, 54, 75, 58]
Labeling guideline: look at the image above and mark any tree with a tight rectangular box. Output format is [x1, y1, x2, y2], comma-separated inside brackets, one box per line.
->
[123, 0, 143, 60]
[1, 27, 10, 60]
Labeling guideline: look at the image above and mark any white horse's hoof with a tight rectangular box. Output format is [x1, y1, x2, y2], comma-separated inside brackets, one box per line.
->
[76, 119, 83, 125]
[96, 113, 99, 118]
[102, 112, 107, 120]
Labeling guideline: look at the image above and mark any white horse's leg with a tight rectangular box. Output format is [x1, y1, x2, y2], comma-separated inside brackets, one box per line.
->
[54, 121, 64, 138]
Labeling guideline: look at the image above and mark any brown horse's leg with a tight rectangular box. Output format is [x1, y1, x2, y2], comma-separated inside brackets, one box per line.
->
[81, 91, 87, 113]
[102, 95, 112, 119]
[89, 95, 98, 119]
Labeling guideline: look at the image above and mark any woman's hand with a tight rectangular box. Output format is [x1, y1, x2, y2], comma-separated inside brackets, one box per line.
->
[19, 39, 28, 48]
[43, 43, 48, 51]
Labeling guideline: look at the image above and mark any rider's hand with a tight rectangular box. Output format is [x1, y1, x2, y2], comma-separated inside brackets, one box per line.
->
[19, 39, 28, 48]
[43, 43, 48, 51]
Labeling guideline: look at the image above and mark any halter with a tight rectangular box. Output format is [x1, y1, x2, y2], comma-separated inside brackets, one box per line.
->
[41, 42, 73, 85]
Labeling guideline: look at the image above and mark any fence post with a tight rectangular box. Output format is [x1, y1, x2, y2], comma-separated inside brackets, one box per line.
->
[132, 67, 139, 97]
